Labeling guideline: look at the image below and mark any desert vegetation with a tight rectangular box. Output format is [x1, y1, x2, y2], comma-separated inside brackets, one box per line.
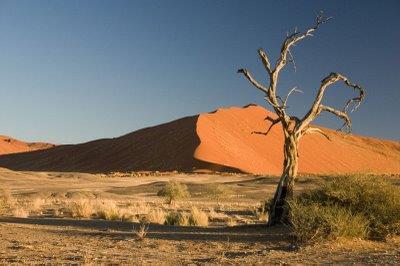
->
[157, 180, 190, 204]
[0, 171, 399, 264]
[288, 175, 400, 243]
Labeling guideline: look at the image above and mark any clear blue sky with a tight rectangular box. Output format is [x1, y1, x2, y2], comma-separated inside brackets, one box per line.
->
[0, 0, 399, 144]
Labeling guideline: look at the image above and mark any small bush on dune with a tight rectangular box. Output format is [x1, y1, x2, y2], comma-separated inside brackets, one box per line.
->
[289, 174, 400, 243]
[157, 181, 190, 204]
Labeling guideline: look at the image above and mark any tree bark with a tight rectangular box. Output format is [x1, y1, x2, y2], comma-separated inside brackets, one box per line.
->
[268, 133, 299, 225]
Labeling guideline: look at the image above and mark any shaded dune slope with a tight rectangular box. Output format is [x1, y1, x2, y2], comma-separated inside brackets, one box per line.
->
[0, 105, 399, 174]
[0, 116, 239, 173]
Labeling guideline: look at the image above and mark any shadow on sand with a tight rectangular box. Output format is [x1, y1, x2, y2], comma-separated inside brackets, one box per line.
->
[0, 216, 291, 245]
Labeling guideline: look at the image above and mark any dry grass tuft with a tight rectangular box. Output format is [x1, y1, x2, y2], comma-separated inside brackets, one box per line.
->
[1, 188, 15, 208]
[164, 211, 190, 226]
[188, 206, 209, 226]
[67, 199, 94, 218]
[95, 200, 122, 220]
[133, 222, 149, 241]
[145, 209, 166, 224]
[12, 206, 29, 218]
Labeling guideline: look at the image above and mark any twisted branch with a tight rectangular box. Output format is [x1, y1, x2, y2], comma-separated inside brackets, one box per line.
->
[297, 72, 365, 134]
[302, 127, 331, 140]
[252, 116, 280, 136]
[275, 11, 332, 74]
[237, 69, 268, 94]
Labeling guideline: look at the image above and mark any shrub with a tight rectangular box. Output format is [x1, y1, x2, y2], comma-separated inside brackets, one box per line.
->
[289, 200, 368, 243]
[157, 181, 190, 204]
[188, 206, 209, 226]
[164, 211, 189, 226]
[288, 174, 400, 243]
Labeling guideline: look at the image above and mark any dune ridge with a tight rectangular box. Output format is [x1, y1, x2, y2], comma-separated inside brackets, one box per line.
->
[0, 105, 399, 174]
[0, 135, 54, 155]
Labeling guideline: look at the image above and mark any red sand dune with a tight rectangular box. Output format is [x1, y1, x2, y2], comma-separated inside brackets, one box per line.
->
[0, 135, 54, 155]
[0, 105, 399, 175]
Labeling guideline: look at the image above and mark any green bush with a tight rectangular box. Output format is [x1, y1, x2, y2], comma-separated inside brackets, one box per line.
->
[289, 200, 368, 243]
[288, 174, 400, 243]
[157, 181, 190, 204]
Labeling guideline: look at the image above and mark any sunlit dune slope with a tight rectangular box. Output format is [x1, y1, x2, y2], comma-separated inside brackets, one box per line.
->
[0, 135, 54, 155]
[195, 105, 400, 174]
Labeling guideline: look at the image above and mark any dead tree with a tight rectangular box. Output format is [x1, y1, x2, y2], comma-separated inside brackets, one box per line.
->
[237, 13, 365, 225]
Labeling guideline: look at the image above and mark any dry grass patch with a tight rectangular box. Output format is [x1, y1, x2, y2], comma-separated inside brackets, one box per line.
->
[189, 206, 209, 226]
[67, 199, 95, 218]
[145, 209, 166, 224]
[95, 200, 123, 220]
[11, 206, 29, 218]
[165, 211, 190, 226]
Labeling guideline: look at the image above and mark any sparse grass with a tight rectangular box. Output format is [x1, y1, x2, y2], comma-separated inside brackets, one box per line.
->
[157, 181, 190, 204]
[30, 197, 45, 215]
[288, 174, 400, 243]
[0, 188, 14, 209]
[254, 200, 270, 222]
[133, 222, 149, 241]
[12, 206, 29, 218]
[67, 199, 94, 218]
[188, 206, 209, 226]
[95, 200, 123, 220]
[226, 217, 237, 227]
[204, 184, 232, 205]
[145, 209, 166, 224]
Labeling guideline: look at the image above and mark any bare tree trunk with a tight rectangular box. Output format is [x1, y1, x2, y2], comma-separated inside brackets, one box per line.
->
[268, 134, 298, 225]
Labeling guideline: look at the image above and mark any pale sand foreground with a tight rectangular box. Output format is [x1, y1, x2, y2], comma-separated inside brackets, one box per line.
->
[0, 169, 399, 264]
[1, 219, 399, 264]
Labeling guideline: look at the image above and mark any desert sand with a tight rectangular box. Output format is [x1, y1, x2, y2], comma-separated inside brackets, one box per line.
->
[0, 168, 399, 264]
[0, 105, 399, 175]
